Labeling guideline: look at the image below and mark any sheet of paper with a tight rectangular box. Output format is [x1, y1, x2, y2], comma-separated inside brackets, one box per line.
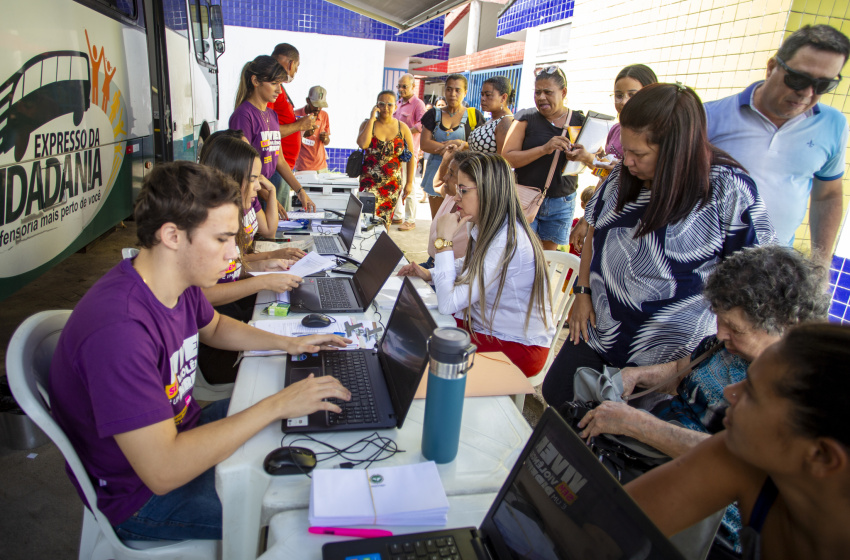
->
[286, 212, 327, 219]
[375, 276, 439, 310]
[251, 252, 335, 278]
[244, 316, 381, 356]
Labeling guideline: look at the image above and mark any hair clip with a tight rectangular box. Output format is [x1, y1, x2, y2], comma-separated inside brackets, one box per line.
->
[675, 81, 688, 92]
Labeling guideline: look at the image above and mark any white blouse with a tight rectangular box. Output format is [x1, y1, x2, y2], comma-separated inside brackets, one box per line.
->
[431, 221, 555, 348]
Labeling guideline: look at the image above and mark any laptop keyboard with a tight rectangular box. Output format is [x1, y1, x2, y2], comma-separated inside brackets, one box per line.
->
[388, 537, 460, 560]
[313, 235, 340, 254]
[324, 352, 378, 425]
[316, 278, 354, 308]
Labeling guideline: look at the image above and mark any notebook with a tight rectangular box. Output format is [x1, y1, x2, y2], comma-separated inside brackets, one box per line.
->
[311, 194, 363, 256]
[288, 232, 402, 313]
[283, 276, 436, 433]
[322, 407, 685, 560]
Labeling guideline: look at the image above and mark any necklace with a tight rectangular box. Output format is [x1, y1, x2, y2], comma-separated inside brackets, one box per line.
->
[445, 107, 459, 117]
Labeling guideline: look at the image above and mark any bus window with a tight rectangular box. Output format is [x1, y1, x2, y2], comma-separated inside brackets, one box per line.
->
[90, 0, 136, 18]
[189, 0, 214, 66]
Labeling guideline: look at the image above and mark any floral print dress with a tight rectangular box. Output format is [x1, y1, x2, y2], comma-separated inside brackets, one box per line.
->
[359, 121, 404, 224]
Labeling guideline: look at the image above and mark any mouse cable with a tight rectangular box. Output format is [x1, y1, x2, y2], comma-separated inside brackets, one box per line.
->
[281, 432, 404, 471]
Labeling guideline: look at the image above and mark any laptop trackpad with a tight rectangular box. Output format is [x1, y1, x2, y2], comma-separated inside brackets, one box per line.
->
[289, 366, 321, 384]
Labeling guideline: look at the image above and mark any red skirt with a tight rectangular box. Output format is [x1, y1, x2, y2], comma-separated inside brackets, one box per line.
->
[454, 318, 548, 378]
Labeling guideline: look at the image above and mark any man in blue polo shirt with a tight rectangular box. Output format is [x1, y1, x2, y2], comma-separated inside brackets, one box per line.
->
[706, 25, 849, 258]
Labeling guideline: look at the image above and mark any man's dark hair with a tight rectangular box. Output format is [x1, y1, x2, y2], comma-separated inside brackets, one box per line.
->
[777, 24, 850, 64]
[272, 43, 300, 61]
[617, 82, 743, 237]
[134, 161, 240, 248]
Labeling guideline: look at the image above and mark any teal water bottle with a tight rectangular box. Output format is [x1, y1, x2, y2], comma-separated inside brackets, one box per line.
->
[421, 328, 477, 464]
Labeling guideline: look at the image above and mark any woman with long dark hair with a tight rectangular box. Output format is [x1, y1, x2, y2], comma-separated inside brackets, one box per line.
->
[229, 55, 316, 214]
[628, 323, 850, 560]
[541, 83, 776, 409]
[468, 76, 514, 154]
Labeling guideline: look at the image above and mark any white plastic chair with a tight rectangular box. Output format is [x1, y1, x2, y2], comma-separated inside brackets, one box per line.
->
[514, 251, 580, 408]
[6, 311, 220, 560]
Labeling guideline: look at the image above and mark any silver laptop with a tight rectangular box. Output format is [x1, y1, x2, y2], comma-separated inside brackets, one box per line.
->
[311, 194, 362, 257]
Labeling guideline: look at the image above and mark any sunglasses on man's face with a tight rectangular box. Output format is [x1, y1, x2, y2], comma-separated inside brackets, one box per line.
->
[775, 56, 842, 95]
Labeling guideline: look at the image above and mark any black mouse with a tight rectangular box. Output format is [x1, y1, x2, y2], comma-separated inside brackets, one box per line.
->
[263, 446, 317, 476]
[301, 313, 332, 328]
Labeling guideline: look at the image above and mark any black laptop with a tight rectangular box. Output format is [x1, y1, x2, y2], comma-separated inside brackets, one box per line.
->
[288, 232, 402, 313]
[283, 277, 436, 433]
[312, 194, 363, 257]
[322, 407, 685, 560]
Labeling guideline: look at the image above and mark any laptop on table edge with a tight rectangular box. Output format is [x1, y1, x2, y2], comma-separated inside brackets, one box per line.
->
[282, 276, 436, 433]
[288, 231, 402, 314]
[311, 193, 363, 257]
[321, 407, 685, 560]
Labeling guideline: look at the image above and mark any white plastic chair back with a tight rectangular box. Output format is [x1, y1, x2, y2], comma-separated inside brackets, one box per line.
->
[6, 311, 220, 559]
[122, 247, 139, 259]
[526, 251, 581, 388]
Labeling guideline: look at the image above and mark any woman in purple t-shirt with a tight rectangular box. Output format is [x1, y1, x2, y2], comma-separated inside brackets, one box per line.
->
[198, 136, 304, 383]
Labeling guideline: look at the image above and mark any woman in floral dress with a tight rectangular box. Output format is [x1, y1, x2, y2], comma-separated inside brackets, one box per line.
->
[357, 90, 415, 225]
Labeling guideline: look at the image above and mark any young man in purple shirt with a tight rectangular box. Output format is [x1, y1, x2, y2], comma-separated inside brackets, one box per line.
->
[48, 162, 351, 540]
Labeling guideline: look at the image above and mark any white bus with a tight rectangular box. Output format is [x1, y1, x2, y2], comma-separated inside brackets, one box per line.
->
[0, 0, 225, 298]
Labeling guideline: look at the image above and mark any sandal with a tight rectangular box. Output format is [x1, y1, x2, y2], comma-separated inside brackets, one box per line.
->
[391, 218, 403, 224]
[399, 222, 416, 231]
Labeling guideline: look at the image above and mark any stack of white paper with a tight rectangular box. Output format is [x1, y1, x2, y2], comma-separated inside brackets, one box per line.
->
[309, 462, 449, 526]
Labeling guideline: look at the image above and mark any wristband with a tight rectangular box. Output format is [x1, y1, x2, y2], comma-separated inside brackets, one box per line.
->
[574, 286, 592, 295]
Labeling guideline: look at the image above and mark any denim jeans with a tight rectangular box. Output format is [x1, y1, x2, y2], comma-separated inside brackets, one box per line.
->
[529, 192, 577, 246]
[113, 399, 230, 541]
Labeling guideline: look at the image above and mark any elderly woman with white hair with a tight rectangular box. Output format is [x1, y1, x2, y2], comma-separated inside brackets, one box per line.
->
[575, 244, 829, 555]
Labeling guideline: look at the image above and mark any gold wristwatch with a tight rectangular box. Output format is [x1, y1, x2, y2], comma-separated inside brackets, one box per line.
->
[434, 238, 453, 250]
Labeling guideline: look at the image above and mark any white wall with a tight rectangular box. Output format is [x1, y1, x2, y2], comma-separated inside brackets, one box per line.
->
[219, 27, 386, 152]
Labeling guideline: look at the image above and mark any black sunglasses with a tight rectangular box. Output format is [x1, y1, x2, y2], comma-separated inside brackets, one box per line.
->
[775, 56, 842, 95]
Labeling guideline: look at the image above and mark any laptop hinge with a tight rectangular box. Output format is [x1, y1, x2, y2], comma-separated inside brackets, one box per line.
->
[471, 530, 494, 560]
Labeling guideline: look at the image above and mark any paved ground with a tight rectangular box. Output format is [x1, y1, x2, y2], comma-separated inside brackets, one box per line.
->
[0, 198, 562, 558]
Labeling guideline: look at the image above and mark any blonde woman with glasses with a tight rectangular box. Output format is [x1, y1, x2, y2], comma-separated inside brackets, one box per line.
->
[398, 152, 554, 377]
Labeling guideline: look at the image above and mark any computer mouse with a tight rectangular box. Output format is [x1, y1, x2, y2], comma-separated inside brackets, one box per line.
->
[301, 313, 332, 328]
[263, 446, 317, 476]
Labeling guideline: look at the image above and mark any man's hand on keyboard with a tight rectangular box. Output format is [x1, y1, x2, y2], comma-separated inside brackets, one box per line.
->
[273, 373, 351, 417]
[285, 333, 352, 354]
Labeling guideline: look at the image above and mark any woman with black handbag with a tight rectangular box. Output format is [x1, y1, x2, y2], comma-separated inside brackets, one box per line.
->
[355, 90, 415, 225]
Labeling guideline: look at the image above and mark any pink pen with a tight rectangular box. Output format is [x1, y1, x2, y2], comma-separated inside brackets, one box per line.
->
[309, 526, 394, 538]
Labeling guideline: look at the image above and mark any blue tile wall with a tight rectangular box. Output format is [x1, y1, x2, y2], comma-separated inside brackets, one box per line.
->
[828, 254, 850, 324]
[414, 44, 450, 60]
[163, 0, 188, 33]
[223, 1, 445, 46]
[326, 147, 356, 173]
[497, 0, 574, 37]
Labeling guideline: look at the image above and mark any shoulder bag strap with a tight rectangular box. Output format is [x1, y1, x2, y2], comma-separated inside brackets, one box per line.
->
[540, 109, 572, 197]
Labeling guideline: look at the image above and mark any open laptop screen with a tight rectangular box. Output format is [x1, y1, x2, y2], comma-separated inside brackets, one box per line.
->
[338, 194, 362, 252]
[352, 232, 403, 306]
[481, 409, 683, 560]
[379, 277, 436, 428]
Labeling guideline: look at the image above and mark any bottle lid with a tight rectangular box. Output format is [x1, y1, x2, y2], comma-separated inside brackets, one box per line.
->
[429, 327, 475, 364]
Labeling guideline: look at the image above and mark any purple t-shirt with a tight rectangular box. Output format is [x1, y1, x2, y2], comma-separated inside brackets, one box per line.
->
[606, 123, 623, 160]
[229, 102, 282, 179]
[48, 258, 215, 525]
[220, 197, 261, 283]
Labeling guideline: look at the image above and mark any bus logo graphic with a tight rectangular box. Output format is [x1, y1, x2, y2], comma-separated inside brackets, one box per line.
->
[370, 475, 383, 484]
[0, 51, 91, 162]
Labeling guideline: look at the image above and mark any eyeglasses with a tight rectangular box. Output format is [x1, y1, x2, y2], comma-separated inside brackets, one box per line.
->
[397, 84, 410, 90]
[611, 90, 640, 102]
[774, 56, 842, 95]
[457, 185, 477, 198]
[376, 101, 395, 108]
[535, 65, 565, 78]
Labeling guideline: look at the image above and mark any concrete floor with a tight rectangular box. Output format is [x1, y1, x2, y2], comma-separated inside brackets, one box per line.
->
[0, 198, 561, 559]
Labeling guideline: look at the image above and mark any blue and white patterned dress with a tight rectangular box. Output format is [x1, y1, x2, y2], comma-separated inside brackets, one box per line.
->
[583, 164, 776, 367]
